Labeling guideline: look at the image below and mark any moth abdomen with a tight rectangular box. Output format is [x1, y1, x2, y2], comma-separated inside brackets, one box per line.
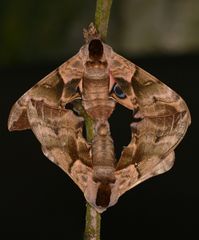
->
[92, 121, 116, 184]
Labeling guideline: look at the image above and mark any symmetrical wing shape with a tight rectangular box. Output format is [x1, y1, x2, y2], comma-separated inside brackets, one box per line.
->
[8, 28, 191, 213]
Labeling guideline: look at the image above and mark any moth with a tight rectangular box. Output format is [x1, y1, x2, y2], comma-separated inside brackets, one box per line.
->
[8, 24, 191, 213]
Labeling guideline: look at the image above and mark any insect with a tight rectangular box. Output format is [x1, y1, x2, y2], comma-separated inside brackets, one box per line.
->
[8, 24, 191, 213]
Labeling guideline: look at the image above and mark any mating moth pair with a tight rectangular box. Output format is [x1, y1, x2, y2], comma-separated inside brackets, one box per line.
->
[8, 24, 191, 212]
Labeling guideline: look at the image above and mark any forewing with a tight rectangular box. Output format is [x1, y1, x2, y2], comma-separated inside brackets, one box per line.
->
[8, 54, 83, 131]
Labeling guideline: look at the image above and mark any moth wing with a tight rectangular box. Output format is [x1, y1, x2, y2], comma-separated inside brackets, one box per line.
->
[8, 53, 83, 131]
[26, 99, 92, 191]
[110, 151, 174, 207]
[110, 54, 191, 198]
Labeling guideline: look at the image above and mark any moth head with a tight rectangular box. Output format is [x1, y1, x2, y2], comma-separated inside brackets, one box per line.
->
[84, 180, 120, 213]
[71, 160, 120, 213]
[80, 39, 111, 80]
[88, 39, 103, 61]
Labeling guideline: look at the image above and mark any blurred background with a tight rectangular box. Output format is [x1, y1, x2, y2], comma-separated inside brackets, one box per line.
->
[1, 0, 198, 239]
[1, 0, 199, 65]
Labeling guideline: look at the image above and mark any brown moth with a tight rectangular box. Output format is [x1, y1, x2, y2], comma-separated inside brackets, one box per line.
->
[8, 24, 191, 213]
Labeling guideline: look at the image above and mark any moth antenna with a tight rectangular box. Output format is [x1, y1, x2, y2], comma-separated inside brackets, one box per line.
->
[83, 22, 101, 43]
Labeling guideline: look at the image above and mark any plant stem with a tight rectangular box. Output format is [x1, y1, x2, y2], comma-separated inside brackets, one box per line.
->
[84, 203, 101, 240]
[83, 1, 113, 239]
[72, 100, 94, 143]
[95, 0, 113, 41]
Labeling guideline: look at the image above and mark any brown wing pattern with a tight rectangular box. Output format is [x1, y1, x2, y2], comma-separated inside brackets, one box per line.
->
[8, 69, 63, 131]
[27, 99, 92, 186]
[8, 54, 83, 131]
[8, 54, 92, 192]
[8, 38, 191, 212]
[110, 54, 191, 201]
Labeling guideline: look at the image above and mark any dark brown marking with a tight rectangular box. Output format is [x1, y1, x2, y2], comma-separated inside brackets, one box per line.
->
[96, 183, 111, 208]
[134, 162, 141, 178]
[65, 78, 81, 92]
[89, 39, 103, 60]
[9, 109, 30, 131]
[115, 77, 132, 95]
[154, 136, 161, 143]
[56, 68, 64, 82]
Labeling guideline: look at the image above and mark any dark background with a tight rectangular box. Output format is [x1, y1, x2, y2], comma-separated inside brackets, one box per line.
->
[1, 0, 198, 239]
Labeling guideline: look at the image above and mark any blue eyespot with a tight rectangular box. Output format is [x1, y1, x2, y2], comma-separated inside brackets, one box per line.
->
[113, 84, 126, 99]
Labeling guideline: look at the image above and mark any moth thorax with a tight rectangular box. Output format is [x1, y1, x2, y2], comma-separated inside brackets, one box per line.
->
[82, 76, 115, 120]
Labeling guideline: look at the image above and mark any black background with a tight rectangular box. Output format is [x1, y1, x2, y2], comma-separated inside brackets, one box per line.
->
[1, 53, 197, 239]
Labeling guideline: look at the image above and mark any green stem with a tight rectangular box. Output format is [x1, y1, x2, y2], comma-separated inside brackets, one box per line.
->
[83, 1, 113, 239]
[72, 100, 94, 142]
[95, 0, 113, 41]
[84, 203, 101, 240]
